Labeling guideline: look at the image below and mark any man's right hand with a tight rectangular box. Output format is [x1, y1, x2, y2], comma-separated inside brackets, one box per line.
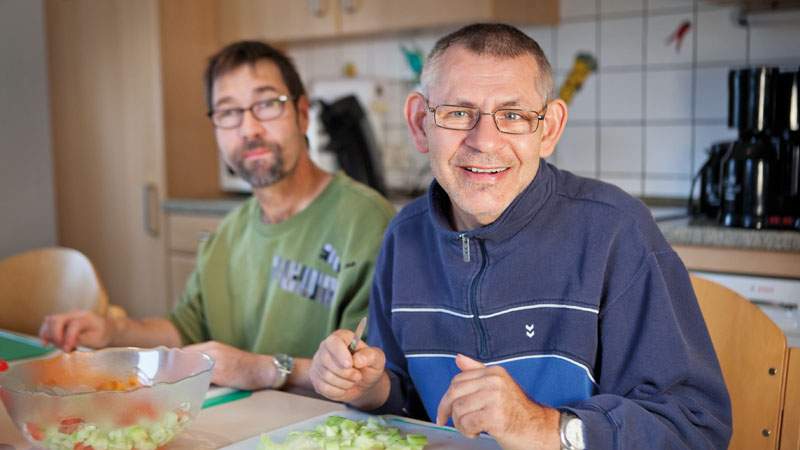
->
[39, 310, 113, 352]
[310, 329, 388, 408]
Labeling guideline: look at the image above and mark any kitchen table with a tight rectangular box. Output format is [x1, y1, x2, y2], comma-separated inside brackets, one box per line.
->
[0, 389, 346, 449]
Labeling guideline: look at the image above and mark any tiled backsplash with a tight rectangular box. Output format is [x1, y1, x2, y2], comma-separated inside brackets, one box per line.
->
[286, 0, 800, 198]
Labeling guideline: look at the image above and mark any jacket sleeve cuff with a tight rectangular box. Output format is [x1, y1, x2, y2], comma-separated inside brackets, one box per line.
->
[359, 369, 410, 416]
[561, 404, 617, 450]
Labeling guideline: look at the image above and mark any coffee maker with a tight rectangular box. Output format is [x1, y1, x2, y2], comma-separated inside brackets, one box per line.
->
[707, 66, 799, 231]
[719, 67, 779, 229]
[771, 69, 800, 229]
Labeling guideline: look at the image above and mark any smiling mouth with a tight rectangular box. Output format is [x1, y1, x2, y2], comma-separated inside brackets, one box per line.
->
[463, 166, 509, 174]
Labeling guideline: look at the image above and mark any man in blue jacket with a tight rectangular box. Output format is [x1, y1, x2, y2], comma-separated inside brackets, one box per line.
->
[309, 23, 732, 450]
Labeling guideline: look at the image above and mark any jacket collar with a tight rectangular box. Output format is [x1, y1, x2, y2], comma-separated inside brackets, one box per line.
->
[427, 160, 555, 243]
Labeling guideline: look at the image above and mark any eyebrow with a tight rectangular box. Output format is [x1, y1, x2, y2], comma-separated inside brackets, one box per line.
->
[444, 98, 526, 109]
[213, 85, 281, 109]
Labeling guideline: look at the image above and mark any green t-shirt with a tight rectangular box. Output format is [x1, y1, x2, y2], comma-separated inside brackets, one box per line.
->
[169, 172, 395, 358]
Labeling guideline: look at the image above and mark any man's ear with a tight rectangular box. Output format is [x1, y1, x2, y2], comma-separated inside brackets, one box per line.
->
[538, 98, 568, 159]
[295, 95, 310, 133]
[405, 92, 430, 154]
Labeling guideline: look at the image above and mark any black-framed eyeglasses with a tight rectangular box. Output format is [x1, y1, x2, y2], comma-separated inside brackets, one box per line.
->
[424, 96, 547, 135]
[208, 95, 294, 129]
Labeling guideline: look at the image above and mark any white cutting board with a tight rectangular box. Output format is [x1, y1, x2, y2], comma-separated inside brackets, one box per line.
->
[219, 409, 501, 450]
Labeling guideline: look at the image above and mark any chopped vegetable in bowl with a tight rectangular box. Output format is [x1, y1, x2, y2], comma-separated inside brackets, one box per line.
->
[259, 415, 428, 450]
[0, 347, 213, 450]
[25, 403, 191, 450]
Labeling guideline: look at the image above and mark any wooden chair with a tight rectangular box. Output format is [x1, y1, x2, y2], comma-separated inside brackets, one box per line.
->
[691, 275, 798, 450]
[0, 247, 123, 335]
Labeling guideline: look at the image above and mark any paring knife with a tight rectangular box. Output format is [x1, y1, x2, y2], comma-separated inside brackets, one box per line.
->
[348, 317, 367, 354]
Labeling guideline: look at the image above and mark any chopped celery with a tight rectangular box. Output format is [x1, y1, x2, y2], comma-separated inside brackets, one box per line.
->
[31, 405, 191, 450]
[258, 415, 428, 450]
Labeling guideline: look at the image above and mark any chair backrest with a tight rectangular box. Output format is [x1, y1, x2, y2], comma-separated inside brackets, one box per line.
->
[691, 275, 789, 450]
[0, 247, 109, 335]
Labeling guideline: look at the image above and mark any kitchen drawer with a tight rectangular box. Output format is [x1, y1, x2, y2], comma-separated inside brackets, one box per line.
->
[167, 214, 222, 253]
[169, 253, 197, 310]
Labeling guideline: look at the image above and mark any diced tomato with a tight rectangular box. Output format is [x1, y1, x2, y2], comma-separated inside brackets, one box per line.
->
[59, 417, 84, 434]
[25, 422, 44, 441]
[0, 359, 8, 372]
[74, 444, 95, 450]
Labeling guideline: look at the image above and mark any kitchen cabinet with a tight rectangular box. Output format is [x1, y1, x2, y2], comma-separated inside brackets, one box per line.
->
[673, 245, 800, 279]
[46, 0, 226, 318]
[166, 213, 223, 309]
[46, 0, 169, 318]
[219, 0, 558, 44]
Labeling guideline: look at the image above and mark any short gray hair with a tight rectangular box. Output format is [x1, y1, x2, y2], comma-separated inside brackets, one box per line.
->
[420, 23, 554, 101]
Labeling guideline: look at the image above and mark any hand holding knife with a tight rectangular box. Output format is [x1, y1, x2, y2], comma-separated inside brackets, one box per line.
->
[348, 317, 367, 354]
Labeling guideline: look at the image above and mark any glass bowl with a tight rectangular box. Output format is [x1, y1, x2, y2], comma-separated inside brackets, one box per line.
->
[0, 346, 213, 450]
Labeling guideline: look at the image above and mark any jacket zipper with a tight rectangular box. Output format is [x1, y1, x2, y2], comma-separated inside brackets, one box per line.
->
[459, 233, 470, 262]
[467, 237, 489, 357]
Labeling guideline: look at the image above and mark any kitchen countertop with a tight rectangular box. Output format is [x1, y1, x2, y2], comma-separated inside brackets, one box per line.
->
[164, 199, 800, 254]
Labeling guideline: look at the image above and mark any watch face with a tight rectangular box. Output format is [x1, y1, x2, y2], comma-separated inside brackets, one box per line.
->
[565, 417, 585, 449]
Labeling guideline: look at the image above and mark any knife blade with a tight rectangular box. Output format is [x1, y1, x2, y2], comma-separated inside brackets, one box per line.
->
[348, 317, 367, 354]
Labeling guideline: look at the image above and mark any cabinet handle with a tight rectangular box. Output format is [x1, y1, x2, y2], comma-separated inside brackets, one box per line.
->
[340, 0, 358, 14]
[142, 183, 160, 237]
[307, 0, 327, 17]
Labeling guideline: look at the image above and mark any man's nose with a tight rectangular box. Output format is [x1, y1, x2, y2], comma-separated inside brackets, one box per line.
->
[238, 109, 266, 138]
[464, 113, 502, 152]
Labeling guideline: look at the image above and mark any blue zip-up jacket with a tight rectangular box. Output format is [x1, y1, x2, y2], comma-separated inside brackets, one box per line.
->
[365, 162, 732, 449]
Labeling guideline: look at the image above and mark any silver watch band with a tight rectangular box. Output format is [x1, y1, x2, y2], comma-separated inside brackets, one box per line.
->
[272, 353, 293, 389]
[559, 410, 586, 450]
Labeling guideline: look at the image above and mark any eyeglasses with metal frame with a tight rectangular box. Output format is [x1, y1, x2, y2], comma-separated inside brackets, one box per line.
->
[424, 96, 547, 135]
[208, 95, 294, 129]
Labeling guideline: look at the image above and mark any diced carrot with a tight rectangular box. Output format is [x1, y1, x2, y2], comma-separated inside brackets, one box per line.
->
[25, 422, 43, 441]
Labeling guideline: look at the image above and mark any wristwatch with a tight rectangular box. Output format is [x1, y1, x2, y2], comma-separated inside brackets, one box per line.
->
[271, 353, 294, 389]
[559, 410, 586, 450]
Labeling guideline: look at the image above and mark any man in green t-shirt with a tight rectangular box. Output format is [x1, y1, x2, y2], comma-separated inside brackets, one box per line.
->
[39, 41, 395, 392]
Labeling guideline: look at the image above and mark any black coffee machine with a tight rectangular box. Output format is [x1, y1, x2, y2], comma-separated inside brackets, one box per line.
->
[693, 66, 800, 231]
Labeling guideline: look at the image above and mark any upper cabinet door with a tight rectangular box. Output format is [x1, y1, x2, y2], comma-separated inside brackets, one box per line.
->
[338, 0, 492, 36]
[218, 0, 338, 44]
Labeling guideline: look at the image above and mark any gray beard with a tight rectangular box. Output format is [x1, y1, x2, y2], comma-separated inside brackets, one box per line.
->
[232, 140, 286, 188]
[235, 153, 285, 188]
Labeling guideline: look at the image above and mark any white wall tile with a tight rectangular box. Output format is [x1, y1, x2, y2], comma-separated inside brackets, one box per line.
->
[600, 125, 643, 172]
[645, 125, 693, 174]
[558, 72, 598, 120]
[307, 43, 344, 79]
[337, 40, 374, 78]
[556, 21, 598, 70]
[369, 37, 410, 80]
[693, 124, 738, 173]
[561, 0, 598, 19]
[601, 0, 645, 15]
[646, 69, 692, 120]
[644, 177, 692, 197]
[694, 66, 729, 120]
[697, 7, 747, 63]
[600, 71, 643, 120]
[600, 175, 644, 195]
[646, 0, 694, 13]
[556, 124, 598, 173]
[286, 45, 313, 86]
[521, 25, 555, 63]
[749, 10, 800, 62]
[600, 16, 644, 67]
[646, 12, 695, 65]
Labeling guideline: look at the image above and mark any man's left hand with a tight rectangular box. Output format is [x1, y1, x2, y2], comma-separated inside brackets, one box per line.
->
[183, 341, 274, 390]
[436, 354, 561, 450]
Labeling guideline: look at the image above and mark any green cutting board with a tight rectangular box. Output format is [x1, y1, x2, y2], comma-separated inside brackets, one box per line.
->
[0, 330, 54, 361]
